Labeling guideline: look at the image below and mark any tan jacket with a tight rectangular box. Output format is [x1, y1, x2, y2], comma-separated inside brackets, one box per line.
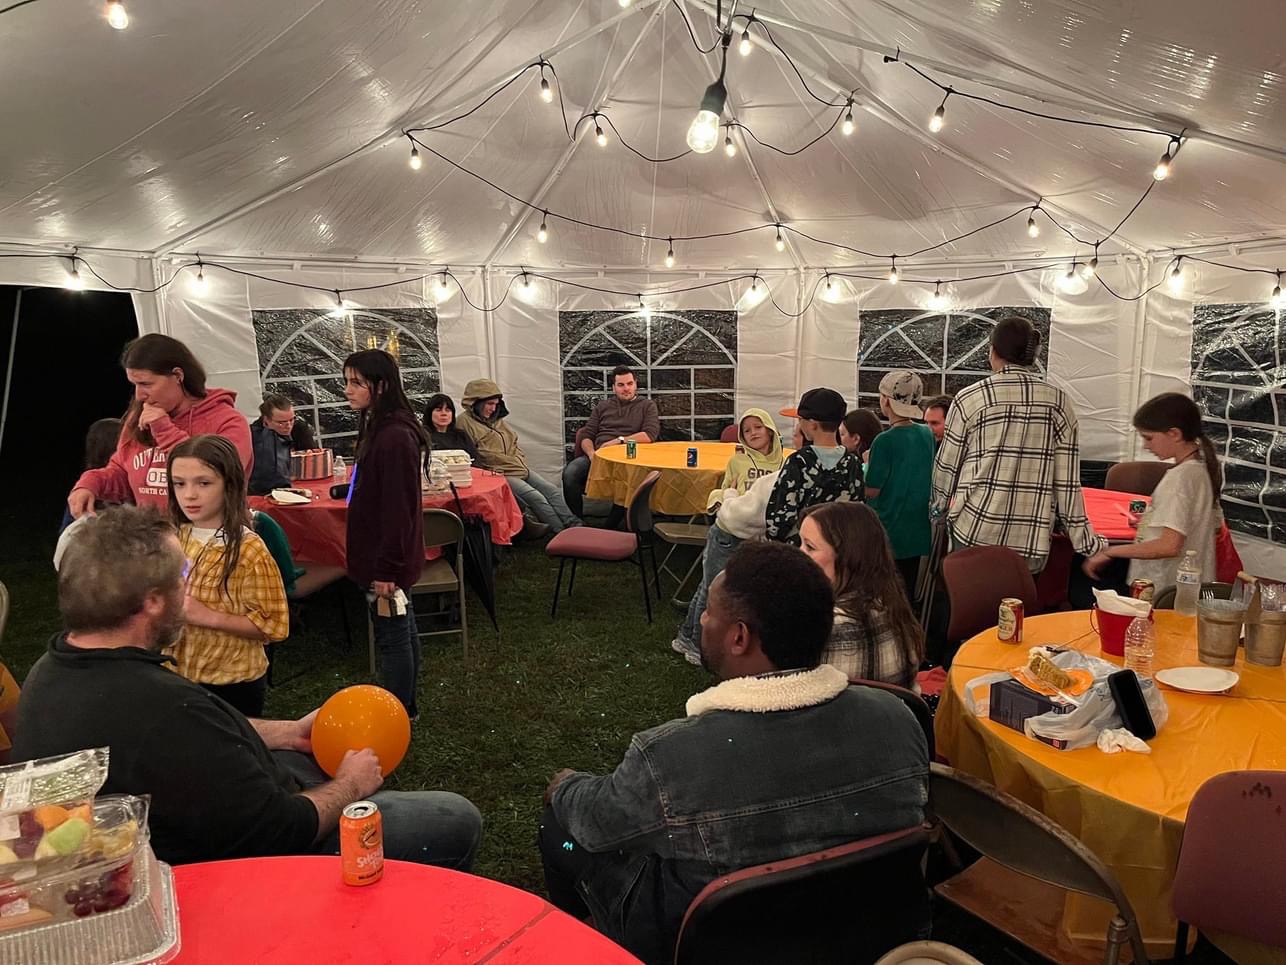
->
[456, 378, 528, 476]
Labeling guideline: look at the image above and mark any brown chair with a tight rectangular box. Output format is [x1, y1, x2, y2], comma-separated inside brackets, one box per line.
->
[1152, 581, 1233, 610]
[1172, 770, 1286, 961]
[941, 545, 1039, 643]
[849, 677, 935, 762]
[929, 763, 1150, 965]
[673, 826, 930, 965]
[547, 471, 661, 623]
[719, 424, 739, 442]
[1104, 461, 1171, 497]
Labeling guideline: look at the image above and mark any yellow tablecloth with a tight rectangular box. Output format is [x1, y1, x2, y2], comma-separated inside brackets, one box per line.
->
[936, 610, 1286, 959]
[585, 441, 738, 516]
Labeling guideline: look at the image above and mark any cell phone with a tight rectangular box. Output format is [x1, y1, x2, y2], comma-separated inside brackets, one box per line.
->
[1107, 670, 1156, 740]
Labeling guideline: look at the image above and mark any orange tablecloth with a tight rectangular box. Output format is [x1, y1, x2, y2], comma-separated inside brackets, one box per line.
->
[249, 468, 524, 568]
[586, 441, 791, 516]
[171, 856, 641, 963]
[936, 610, 1286, 957]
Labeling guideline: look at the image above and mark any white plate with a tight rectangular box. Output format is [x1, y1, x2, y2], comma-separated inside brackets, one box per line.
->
[1155, 667, 1240, 694]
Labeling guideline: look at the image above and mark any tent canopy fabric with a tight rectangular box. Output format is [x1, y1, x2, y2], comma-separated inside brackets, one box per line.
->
[2, 0, 1284, 268]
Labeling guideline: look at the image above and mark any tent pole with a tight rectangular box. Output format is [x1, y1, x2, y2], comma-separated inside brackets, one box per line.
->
[1126, 256, 1151, 462]
[0, 288, 23, 460]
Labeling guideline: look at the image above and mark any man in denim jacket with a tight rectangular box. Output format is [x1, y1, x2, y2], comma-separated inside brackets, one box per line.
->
[540, 541, 929, 963]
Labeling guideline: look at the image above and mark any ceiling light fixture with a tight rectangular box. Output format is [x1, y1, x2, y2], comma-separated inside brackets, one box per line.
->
[929, 90, 951, 133]
[687, 33, 731, 154]
[105, 1, 128, 29]
[1154, 137, 1181, 181]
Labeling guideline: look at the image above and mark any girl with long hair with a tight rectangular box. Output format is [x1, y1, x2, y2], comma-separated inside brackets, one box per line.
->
[839, 409, 883, 462]
[799, 502, 923, 688]
[422, 393, 479, 461]
[343, 350, 432, 717]
[68, 334, 251, 517]
[1083, 393, 1223, 592]
[167, 434, 289, 717]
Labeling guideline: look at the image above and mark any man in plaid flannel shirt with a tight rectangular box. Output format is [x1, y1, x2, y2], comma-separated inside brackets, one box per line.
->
[931, 316, 1106, 572]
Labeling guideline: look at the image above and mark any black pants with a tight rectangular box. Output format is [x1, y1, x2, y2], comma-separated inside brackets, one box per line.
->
[202, 675, 267, 717]
[895, 557, 922, 605]
[538, 805, 592, 920]
[1067, 555, 1131, 610]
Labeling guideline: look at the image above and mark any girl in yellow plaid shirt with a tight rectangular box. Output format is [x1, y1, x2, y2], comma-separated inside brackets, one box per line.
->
[166, 435, 289, 716]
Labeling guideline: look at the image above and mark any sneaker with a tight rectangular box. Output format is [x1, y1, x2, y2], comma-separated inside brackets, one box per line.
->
[671, 638, 703, 666]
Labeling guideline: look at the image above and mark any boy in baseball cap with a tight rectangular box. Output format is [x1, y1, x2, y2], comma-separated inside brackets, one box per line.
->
[765, 388, 864, 543]
[866, 371, 936, 601]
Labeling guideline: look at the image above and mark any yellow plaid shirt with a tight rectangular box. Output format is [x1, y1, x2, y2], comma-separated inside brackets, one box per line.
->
[168, 526, 289, 686]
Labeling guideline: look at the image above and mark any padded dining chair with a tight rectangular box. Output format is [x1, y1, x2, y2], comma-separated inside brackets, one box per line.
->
[719, 424, 739, 442]
[929, 763, 1149, 965]
[1171, 770, 1286, 961]
[941, 545, 1039, 644]
[1104, 461, 1171, 497]
[547, 471, 661, 623]
[673, 826, 930, 965]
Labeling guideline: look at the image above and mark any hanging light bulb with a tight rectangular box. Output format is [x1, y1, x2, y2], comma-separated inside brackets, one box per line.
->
[1154, 137, 1180, 181]
[888, 257, 899, 285]
[637, 295, 649, 318]
[740, 274, 767, 309]
[724, 132, 737, 158]
[929, 91, 950, 133]
[540, 76, 553, 103]
[536, 212, 549, 244]
[595, 117, 607, 147]
[687, 40, 730, 154]
[408, 143, 422, 171]
[841, 100, 855, 137]
[739, 24, 752, 57]
[664, 239, 675, 269]
[521, 271, 532, 289]
[1167, 257, 1186, 293]
[1027, 207, 1040, 238]
[328, 291, 348, 318]
[928, 282, 949, 312]
[774, 225, 785, 252]
[1271, 272, 1283, 309]
[618, 0, 631, 7]
[189, 262, 208, 295]
[64, 258, 85, 291]
[435, 272, 451, 299]
[1079, 250, 1099, 280]
[825, 274, 833, 293]
[105, 1, 128, 29]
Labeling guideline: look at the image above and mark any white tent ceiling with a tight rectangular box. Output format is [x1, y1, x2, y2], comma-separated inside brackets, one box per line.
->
[3, 0, 1285, 271]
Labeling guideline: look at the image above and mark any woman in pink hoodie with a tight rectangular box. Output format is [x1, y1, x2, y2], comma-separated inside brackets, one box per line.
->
[67, 334, 252, 518]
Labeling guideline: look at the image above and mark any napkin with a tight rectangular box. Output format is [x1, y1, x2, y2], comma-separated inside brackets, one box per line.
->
[1092, 588, 1152, 618]
[1097, 727, 1151, 754]
[268, 489, 311, 505]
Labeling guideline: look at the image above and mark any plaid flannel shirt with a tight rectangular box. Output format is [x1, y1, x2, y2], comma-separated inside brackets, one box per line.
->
[930, 366, 1106, 568]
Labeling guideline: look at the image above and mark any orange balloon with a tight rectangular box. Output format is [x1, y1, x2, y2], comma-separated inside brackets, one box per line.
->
[310, 685, 411, 778]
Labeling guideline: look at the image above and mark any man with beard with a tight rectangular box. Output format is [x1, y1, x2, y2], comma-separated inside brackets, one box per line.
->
[14, 507, 482, 868]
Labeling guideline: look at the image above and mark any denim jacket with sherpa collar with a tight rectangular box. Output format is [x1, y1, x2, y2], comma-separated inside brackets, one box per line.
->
[551, 664, 929, 964]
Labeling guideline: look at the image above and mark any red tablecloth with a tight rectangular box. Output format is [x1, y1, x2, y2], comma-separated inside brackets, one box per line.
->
[249, 468, 524, 567]
[171, 856, 642, 964]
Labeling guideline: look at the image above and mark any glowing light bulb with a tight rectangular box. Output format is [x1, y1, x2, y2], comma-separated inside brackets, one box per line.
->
[408, 145, 422, 170]
[740, 275, 767, 309]
[929, 105, 945, 133]
[686, 79, 727, 154]
[724, 134, 736, 158]
[64, 262, 85, 291]
[618, 0, 631, 7]
[888, 262, 899, 285]
[536, 214, 548, 244]
[1027, 214, 1040, 238]
[665, 241, 675, 269]
[190, 265, 208, 295]
[521, 273, 532, 288]
[1079, 257, 1098, 280]
[435, 273, 451, 298]
[1272, 275, 1284, 309]
[106, 1, 128, 29]
[739, 28, 752, 57]
[595, 123, 607, 147]
[1167, 260, 1186, 294]
[774, 226, 785, 252]
[825, 274, 833, 292]
[842, 107, 855, 137]
[540, 77, 553, 103]
[1154, 154, 1171, 181]
[928, 283, 949, 312]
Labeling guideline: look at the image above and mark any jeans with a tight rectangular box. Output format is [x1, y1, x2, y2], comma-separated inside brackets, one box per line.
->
[676, 524, 743, 654]
[507, 471, 581, 532]
[538, 804, 592, 920]
[275, 752, 483, 871]
[369, 599, 421, 718]
[561, 455, 591, 519]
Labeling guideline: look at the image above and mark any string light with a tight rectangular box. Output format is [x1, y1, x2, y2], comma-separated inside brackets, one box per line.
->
[929, 91, 950, 133]
[595, 118, 607, 147]
[888, 257, 899, 285]
[408, 142, 422, 171]
[1272, 272, 1283, 309]
[1168, 257, 1186, 293]
[63, 257, 84, 291]
[739, 23, 752, 57]
[105, 1, 128, 29]
[1154, 137, 1180, 181]
[189, 262, 208, 295]
[687, 34, 730, 154]
[740, 273, 767, 309]
[1079, 248, 1099, 280]
[1057, 263, 1082, 293]
[664, 238, 675, 269]
[536, 212, 549, 244]
[618, 0, 631, 7]
[724, 132, 736, 158]
[928, 281, 949, 311]
[434, 272, 451, 299]
[540, 76, 553, 103]
[841, 99, 855, 137]
[327, 291, 347, 318]
[1027, 206, 1040, 238]
[774, 224, 785, 252]
[521, 271, 532, 289]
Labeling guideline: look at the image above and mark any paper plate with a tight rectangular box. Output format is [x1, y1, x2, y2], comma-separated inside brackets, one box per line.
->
[1155, 667, 1240, 694]
[269, 489, 311, 505]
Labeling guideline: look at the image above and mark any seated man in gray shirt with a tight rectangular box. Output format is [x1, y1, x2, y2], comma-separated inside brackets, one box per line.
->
[561, 364, 660, 519]
[539, 540, 929, 963]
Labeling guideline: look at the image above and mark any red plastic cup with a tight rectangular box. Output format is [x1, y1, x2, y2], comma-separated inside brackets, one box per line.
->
[1091, 606, 1152, 657]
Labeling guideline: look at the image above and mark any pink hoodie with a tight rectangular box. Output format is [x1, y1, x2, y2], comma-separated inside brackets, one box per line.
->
[73, 388, 253, 510]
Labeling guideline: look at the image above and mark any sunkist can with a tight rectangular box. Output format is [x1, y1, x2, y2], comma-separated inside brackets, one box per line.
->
[1130, 579, 1155, 603]
[686, 446, 698, 468]
[341, 801, 384, 886]
[997, 598, 1024, 643]
[625, 439, 638, 459]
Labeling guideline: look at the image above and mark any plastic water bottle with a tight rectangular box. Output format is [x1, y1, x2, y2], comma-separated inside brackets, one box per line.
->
[1174, 549, 1201, 617]
[1124, 617, 1156, 679]
[332, 455, 347, 482]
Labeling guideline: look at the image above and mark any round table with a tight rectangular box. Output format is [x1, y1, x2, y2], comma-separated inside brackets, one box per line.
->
[170, 856, 642, 963]
[585, 441, 767, 517]
[250, 468, 524, 567]
[936, 610, 1286, 959]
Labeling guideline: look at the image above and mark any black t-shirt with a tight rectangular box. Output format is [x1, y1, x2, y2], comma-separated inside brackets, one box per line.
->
[14, 635, 319, 864]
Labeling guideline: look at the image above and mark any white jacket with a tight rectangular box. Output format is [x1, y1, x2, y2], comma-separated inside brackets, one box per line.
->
[712, 470, 781, 540]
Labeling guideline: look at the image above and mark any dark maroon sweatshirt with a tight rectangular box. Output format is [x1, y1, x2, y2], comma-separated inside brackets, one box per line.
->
[346, 410, 426, 592]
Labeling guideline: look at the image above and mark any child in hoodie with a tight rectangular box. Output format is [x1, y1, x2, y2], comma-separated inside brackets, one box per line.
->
[67, 335, 252, 518]
[719, 408, 785, 493]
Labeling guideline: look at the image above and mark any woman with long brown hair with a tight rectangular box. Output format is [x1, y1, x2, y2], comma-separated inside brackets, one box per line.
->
[799, 501, 923, 688]
[68, 334, 251, 517]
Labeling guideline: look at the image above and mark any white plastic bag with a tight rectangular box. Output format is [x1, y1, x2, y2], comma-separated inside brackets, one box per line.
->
[1021, 649, 1169, 750]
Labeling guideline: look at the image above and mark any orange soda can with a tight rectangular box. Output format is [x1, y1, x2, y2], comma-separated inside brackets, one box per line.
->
[341, 801, 384, 886]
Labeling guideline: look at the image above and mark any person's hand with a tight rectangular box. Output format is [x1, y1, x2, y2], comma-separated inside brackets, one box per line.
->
[1083, 552, 1112, 580]
[285, 709, 318, 753]
[372, 580, 397, 599]
[544, 768, 576, 806]
[1126, 510, 1143, 528]
[68, 488, 97, 519]
[137, 403, 169, 430]
[183, 594, 218, 627]
[336, 748, 384, 798]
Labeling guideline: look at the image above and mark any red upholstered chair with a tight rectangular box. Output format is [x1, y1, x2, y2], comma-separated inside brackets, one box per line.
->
[546, 471, 661, 623]
[1171, 770, 1286, 961]
[849, 677, 935, 762]
[719, 424, 739, 442]
[942, 545, 1039, 645]
[1104, 460, 1171, 497]
[673, 826, 930, 965]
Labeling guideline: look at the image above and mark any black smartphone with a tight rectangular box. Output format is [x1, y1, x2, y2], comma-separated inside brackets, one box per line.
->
[1107, 670, 1156, 740]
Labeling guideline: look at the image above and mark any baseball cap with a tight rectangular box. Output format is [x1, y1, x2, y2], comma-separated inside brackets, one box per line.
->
[793, 387, 847, 423]
[878, 370, 925, 420]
